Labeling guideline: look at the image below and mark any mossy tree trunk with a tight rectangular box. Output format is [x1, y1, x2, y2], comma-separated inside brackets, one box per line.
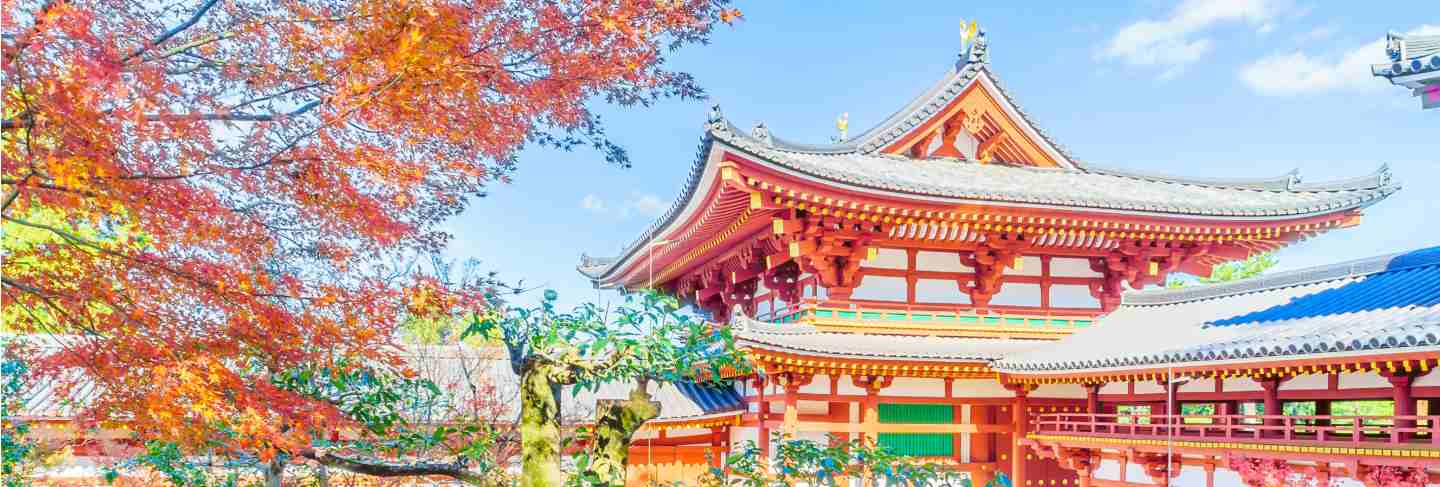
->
[587, 381, 661, 486]
[519, 361, 567, 487]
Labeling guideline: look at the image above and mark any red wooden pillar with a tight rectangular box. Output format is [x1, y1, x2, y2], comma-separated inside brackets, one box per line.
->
[709, 427, 726, 469]
[1005, 383, 1036, 487]
[755, 376, 770, 461]
[1385, 372, 1416, 442]
[1085, 383, 1101, 414]
[1314, 398, 1331, 430]
[1258, 378, 1285, 436]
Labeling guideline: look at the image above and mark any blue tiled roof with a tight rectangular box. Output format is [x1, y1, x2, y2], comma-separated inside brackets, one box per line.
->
[672, 380, 745, 414]
[1211, 247, 1440, 326]
[995, 247, 1440, 373]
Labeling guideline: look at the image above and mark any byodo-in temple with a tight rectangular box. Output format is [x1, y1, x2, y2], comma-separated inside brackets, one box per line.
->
[577, 28, 1440, 486]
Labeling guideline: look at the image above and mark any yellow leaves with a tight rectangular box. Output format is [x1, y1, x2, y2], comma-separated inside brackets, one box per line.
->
[719, 8, 743, 24]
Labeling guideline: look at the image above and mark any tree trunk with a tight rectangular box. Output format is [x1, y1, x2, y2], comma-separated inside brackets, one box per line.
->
[587, 381, 661, 486]
[519, 363, 565, 487]
[264, 460, 284, 487]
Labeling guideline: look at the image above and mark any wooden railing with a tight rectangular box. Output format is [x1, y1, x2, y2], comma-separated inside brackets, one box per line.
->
[1031, 413, 1440, 446]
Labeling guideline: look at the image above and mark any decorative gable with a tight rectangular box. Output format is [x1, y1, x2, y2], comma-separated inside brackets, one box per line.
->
[878, 74, 1064, 167]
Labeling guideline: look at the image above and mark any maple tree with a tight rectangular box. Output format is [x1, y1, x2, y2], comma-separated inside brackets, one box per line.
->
[1, 0, 738, 483]
[467, 289, 750, 487]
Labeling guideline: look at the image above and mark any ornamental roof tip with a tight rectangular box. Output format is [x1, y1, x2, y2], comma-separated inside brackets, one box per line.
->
[1372, 32, 1440, 77]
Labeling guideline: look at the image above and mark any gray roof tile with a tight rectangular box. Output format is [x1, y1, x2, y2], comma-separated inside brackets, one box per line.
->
[734, 317, 1049, 362]
[994, 247, 1440, 374]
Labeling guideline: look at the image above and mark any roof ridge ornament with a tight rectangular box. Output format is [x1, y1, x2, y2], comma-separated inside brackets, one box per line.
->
[958, 19, 979, 66]
[835, 112, 849, 142]
[751, 122, 772, 146]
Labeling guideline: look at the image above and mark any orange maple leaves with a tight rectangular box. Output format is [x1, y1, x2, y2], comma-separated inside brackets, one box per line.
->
[2, 0, 737, 459]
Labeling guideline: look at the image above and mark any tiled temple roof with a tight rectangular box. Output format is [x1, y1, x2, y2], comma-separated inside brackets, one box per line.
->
[1371, 32, 1440, 79]
[576, 30, 1401, 283]
[713, 122, 1397, 218]
[994, 247, 1440, 374]
[733, 317, 1048, 362]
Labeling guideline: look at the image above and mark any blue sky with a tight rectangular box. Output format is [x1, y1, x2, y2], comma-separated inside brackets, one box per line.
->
[443, 1, 1439, 309]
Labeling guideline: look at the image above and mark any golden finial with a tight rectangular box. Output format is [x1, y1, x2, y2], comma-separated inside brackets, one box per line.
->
[835, 112, 849, 141]
[959, 19, 979, 54]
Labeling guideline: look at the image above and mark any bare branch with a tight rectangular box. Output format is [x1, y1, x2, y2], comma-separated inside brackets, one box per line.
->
[298, 449, 500, 486]
[123, 0, 222, 62]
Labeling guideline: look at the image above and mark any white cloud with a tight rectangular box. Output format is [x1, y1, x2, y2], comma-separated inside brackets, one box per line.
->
[580, 194, 607, 213]
[627, 194, 667, 218]
[1099, 0, 1283, 78]
[1239, 24, 1440, 96]
[579, 193, 667, 218]
[1294, 24, 1338, 43]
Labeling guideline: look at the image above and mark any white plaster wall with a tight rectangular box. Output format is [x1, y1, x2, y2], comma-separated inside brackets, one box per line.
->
[755, 300, 773, 320]
[834, 375, 868, 396]
[1050, 257, 1102, 277]
[1416, 371, 1440, 387]
[1224, 377, 1263, 392]
[1280, 373, 1329, 391]
[916, 251, 969, 272]
[1339, 371, 1389, 389]
[950, 379, 1016, 398]
[989, 282, 1041, 306]
[1134, 381, 1164, 394]
[862, 248, 907, 269]
[798, 400, 829, 415]
[1012, 256, 1043, 276]
[1099, 382, 1128, 395]
[1032, 383, 1087, 399]
[799, 375, 831, 395]
[885, 377, 947, 397]
[1179, 377, 1216, 394]
[915, 278, 969, 304]
[729, 426, 759, 448]
[850, 275, 906, 302]
[1049, 284, 1100, 308]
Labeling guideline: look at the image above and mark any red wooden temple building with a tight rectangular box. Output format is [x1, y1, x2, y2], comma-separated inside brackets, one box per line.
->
[577, 27, 1439, 486]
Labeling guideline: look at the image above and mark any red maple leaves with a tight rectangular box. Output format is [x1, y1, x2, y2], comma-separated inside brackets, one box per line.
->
[2, 0, 737, 459]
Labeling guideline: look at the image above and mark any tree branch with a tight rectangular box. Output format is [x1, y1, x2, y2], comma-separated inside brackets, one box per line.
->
[123, 0, 221, 62]
[145, 100, 322, 122]
[297, 449, 499, 486]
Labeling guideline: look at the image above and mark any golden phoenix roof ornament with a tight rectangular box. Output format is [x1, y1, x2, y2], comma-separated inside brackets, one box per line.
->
[959, 19, 979, 56]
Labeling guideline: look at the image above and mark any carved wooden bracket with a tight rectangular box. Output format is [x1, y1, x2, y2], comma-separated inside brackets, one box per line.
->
[794, 218, 875, 301]
[763, 260, 803, 304]
[1088, 241, 1212, 311]
[774, 372, 815, 393]
[960, 234, 1030, 308]
[850, 374, 894, 393]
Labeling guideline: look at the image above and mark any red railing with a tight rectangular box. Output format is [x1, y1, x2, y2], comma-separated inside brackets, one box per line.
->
[1031, 413, 1440, 446]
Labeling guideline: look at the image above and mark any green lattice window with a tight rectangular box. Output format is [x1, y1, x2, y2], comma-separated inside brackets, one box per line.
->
[877, 403, 953, 457]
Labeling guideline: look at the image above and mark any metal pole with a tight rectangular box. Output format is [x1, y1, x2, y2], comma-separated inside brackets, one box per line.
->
[1167, 366, 1174, 487]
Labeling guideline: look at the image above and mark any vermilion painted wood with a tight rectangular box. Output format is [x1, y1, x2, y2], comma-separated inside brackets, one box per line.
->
[1030, 413, 1440, 446]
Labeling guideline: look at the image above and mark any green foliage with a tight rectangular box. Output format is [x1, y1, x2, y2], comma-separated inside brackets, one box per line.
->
[470, 289, 752, 486]
[1, 344, 38, 487]
[1168, 252, 1278, 288]
[1199, 252, 1277, 284]
[699, 434, 972, 486]
[466, 289, 751, 392]
[272, 359, 444, 437]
